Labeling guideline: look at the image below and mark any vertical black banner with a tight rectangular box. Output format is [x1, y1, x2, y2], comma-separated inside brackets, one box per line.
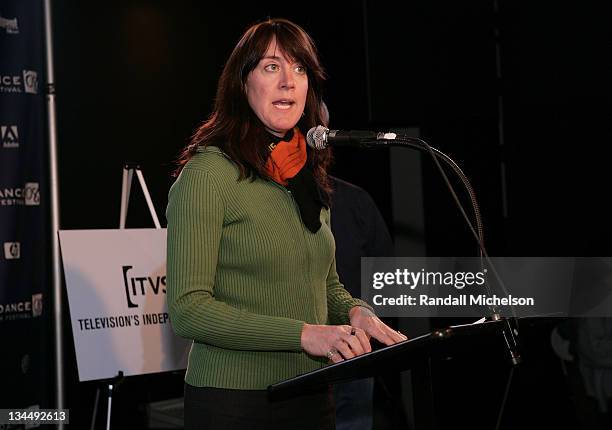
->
[0, 0, 51, 409]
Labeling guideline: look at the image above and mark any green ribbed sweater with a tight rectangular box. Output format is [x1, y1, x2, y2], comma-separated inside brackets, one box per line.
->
[166, 146, 370, 389]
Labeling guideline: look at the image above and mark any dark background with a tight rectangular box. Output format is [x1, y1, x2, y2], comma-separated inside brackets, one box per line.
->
[50, 0, 612, 428]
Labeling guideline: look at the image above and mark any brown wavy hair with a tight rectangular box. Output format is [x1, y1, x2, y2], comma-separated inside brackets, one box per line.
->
[174, 18, 332, 196]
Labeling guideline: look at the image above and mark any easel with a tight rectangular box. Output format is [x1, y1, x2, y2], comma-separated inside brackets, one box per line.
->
[119, 163, 161, 229]
[90, 371, 125, 430]
[90, 164, 161, 430]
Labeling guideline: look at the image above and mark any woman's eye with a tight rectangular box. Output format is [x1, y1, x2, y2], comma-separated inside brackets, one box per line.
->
[295, 65, 306, 74]
[264, 64, 280, 72]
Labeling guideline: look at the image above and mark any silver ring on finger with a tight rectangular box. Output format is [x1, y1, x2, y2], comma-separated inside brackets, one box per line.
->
[326, 349, 337, 360]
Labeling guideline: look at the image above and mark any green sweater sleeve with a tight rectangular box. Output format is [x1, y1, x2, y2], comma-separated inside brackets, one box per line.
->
[166, 168, 305, 352]
[323, 209, 375, 325]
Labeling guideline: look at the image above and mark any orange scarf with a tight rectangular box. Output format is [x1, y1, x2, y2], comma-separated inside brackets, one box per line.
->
[265, 128, 307, 186]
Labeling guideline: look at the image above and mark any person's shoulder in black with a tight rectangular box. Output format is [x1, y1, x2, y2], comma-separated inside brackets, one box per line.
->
[328, 175, 393, 298]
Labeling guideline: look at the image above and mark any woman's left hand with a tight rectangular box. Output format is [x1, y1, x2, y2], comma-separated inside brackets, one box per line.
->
[349, 306, 407, 346]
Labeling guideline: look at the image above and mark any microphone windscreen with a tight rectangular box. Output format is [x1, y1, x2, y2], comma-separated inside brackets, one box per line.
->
[306, 125, 328, 150]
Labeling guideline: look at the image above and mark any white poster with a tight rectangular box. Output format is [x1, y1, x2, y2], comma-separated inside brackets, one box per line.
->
[59, 228, 190, 381]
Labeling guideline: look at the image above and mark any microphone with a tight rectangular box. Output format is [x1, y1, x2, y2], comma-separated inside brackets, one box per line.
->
[306, 125, 399, 150]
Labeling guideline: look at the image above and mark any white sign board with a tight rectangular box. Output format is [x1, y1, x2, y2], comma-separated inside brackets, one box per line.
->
[59, 229, 190, 381]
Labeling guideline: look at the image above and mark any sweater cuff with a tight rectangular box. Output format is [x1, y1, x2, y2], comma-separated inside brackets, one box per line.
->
[332, 299, 375, 325]
[284, 319, 306, 351]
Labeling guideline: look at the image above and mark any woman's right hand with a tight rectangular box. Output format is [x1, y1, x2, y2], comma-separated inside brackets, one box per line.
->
[300, 323, 372, 363]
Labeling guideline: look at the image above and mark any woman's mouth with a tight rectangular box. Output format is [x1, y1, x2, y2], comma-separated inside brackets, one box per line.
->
[272, 100, 295, 110]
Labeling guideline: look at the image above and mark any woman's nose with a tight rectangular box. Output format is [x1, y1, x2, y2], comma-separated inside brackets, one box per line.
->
[279, 67, 295, 89]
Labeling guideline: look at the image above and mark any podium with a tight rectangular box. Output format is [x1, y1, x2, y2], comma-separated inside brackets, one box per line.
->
[269, 317, 562, 429]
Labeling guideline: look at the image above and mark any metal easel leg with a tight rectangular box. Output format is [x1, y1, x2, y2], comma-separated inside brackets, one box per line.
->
[90, 387, 100, 430]
[135, 168, 161, 228]
[119, 166, 134, 229]
[106, 383, 114, 430]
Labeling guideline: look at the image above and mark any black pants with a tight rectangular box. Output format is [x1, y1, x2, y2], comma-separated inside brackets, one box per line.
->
[184, 383, 335, 430]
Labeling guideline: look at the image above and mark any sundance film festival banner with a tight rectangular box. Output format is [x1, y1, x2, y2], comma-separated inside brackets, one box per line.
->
[0, 0, 50, 409]
[59, 229, 190, 381]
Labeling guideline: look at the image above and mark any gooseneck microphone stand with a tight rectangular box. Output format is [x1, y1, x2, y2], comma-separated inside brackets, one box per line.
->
[307, 126, 521, 429]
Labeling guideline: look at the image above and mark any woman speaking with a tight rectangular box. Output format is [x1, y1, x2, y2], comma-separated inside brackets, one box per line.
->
[166, 17, 406, 429]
